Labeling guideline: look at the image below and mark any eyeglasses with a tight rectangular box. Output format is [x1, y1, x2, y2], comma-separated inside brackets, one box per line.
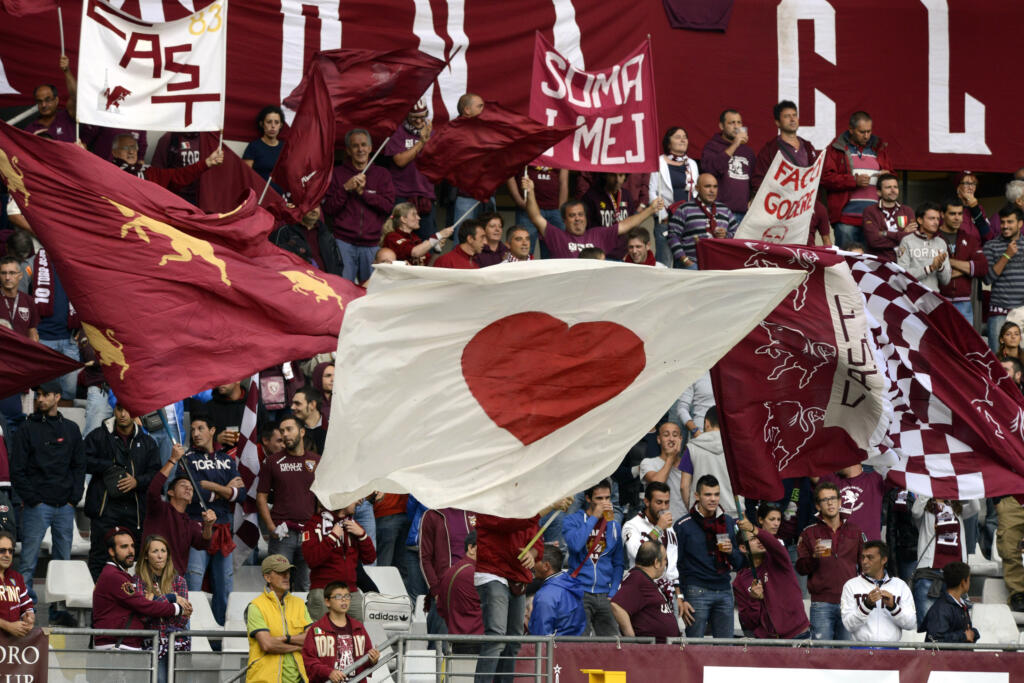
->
[0, 548, 13, 555]
[328, 594, 351, 601]
[817, 496, 839, 504]
[35, 96, 56, 104]
[959, 181, 978, 187]
[118, 146, 139, 152]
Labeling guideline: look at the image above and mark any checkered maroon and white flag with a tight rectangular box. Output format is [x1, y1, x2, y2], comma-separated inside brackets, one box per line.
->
[850, 256, 1024, 499]
[232, 373, 262, 570]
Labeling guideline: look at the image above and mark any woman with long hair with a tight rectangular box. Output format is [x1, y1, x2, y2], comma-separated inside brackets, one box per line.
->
[648, 126, 699, 266]
[243, 105, 285, 180]
[133, 535, 190, 683]
[997, 321, 1024, 362]
[379, 202, 453, 264]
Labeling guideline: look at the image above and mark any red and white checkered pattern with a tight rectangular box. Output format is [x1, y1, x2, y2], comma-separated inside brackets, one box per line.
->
[849, 256, 1024, 499]
[232, 374, 261, 570]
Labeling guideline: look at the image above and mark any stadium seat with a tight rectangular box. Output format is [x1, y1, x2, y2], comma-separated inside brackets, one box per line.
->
[225, 591, 261, 626]
[972, 603, 1021, 645]
[187, 591, 220, 652]
[411, 594, 428, 636]
[968, 551, 1002, 578]
[45, 559, 94, 609]
[233, 564, 266, 591]
[980, 580, 1024, 627]
[62, 406, 86, 435]
[402, 649, 436, 682]
[363, 565, 408, 597]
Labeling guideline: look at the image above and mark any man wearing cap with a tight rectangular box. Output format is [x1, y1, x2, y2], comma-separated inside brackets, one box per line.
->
[10, 379, 85, 625]
[93, 527, 192, 650]
[143, 443, 216, 580]
[384, 100, 438, 240]
[246, 554, 312, 683]
[83, 402, 162, 580]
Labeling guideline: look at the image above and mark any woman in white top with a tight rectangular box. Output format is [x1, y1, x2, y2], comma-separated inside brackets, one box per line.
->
[648, 127, 699, 266]
[911, 497, 975, 628]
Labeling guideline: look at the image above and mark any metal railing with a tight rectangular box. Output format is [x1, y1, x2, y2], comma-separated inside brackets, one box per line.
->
[48, 627, 160, 683]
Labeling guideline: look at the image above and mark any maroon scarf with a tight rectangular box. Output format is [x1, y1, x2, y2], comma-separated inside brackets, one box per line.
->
[623, 251, 657, 266]
[691, 504, 730, 573]
[933, 502, 962, 569]
[570, 517, 608, 578]
[32, 247, 78, 327]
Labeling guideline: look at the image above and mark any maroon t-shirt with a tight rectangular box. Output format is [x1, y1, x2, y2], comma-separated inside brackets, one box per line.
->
[529, 166, 562, 211]
[257, 451, 321, 524]
[2, 292, 37, 338]
[611, 568, 680, 642]
[820, 470, 884, 541]
[542, 224, 620, 258]
[0, 569, 32, 622]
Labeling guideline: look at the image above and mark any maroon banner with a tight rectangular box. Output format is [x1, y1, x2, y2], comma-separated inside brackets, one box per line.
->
[2, 1, 1018, 172]
[0, 629, 48, 682]
[529, 33, 658, 173]
[0, 121, 363, 415]
[536, 642, 1024, 682]
[0, 0, 56, 16]
[0, 324, 84, 398]
[197, 131, 288, 222]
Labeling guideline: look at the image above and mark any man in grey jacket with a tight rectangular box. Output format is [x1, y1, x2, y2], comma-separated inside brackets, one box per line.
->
[897, 201, 951, 291]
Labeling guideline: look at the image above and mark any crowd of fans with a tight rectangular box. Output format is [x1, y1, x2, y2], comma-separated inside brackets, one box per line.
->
[2, 56, 1024, 683]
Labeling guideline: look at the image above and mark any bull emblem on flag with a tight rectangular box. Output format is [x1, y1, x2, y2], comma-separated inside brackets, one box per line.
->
[105, 197, 231, 286]
[281, 269, 345, 310]
[763, 400, 825, 471]
[103, 85, 131, 112]
[82, 322, 130, 380]
[966, 351, 1010, 439]
[742, 242, 818, 310]
[755, 321, 837, 388]
[0, 149, 29, 206]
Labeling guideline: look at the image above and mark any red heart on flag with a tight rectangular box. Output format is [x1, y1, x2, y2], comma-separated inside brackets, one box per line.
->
[461, 312, 646, 445]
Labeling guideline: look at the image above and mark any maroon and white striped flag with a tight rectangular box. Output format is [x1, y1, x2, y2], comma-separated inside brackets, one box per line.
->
[850, 256, 1024, 499]
[232, 373, 262, 570]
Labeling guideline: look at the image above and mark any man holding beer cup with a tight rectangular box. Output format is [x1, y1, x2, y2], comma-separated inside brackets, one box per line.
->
[563, 479, 624, 636]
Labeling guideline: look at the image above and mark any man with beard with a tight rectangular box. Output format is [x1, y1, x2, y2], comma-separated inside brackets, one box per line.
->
[92, 527, 192, 650]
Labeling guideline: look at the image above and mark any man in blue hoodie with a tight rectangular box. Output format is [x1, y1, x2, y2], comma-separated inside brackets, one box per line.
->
[528, 544, 586, 637]
[563, 479, 624, 635]
[674, 474, 745, 638]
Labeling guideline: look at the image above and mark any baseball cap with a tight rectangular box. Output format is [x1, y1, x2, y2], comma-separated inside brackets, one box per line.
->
[409, 99, 428, 117]
[262, 554, 295, 574]
[33, 379, 62, 394]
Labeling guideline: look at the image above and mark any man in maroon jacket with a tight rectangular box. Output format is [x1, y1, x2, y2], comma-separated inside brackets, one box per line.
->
[861, 174, 916, 261]
[302, 581, 379, 683]
[420, 508, 475, 635]
[323, 128, 396, 284]
[938, 198, 988, 323]
[302, 503, 376, 621]
[733, 518, 810, 639]
[142, 444, 215, 576]
[92, 527, 192, 649]
[796, 482, 866, 641]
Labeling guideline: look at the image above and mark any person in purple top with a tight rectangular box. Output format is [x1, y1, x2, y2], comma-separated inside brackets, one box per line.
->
[521, 176, 663, 259]
[700, 109, 756, 224]
[384, 100, 438, 239]
[25, 56, 77, 142]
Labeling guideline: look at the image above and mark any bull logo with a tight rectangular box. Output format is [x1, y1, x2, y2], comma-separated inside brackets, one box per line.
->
[755, 321, 837, 388]
[105, 197, 231, 286]
[743, 242, 819, 311]
[966, 351, 1009, 439]
[761, 225, 789, 243]
[281, 269, 345, 311]
[82, 322, 130, 381]
[0, 148, 29, 207]
[763, 400, 825, 471]
[103, 85, 131, 112]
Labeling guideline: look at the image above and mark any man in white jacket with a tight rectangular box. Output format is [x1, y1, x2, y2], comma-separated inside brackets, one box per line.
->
[841, 540, 916, 643]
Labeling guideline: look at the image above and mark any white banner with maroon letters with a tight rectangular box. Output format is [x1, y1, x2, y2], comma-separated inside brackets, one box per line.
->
[77, 0, 227, 131]
[529, 32, 657, 173]
[735, 151, 827, 245]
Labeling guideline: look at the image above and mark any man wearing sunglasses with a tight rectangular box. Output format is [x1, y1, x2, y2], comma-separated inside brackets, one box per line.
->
[0, 531, 34, 637]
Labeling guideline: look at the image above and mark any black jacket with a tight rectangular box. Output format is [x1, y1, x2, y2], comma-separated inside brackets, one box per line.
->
[270, 220, 343, 277]
[920, 592, 980, 643]
[10, 411, 85, 507]
[84, 420, 161, 528]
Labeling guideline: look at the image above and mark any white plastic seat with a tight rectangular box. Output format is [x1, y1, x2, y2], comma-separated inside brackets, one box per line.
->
[402, 649, 436, 682]
[363, 565, 408, 597]
[45, 559, 94, 609]
[62, 406, 86, 435]
[225, 591, 261, 626]
[972, 603, 1021, 645]
[968, 551, 1002, 578]
[233, 564, 265, 592]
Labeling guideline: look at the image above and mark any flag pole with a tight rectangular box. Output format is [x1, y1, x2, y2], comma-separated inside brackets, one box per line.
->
[364, 137, 389, 170]
[57, 4, 65, 56]
[522, 166, 529, 202]
[517, 510, 560, 561]
[450, 201, 480, 229]
[159, 410, 209, 512]
[258, 175, 272, 205]
[734, 495, 756, 570]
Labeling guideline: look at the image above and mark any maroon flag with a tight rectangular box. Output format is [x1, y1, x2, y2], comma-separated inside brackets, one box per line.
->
[197, 132, 289, 223]
[0, 325, 83, 398]
[847, 256, 1024, 500]
[283, 47, 445, 145]
[0, 0, 57, 16]
[697, 240, 888, 500]
[417, 102, 576, 202]
[270, 64, 333, 224]
[0, 121, 363, 415]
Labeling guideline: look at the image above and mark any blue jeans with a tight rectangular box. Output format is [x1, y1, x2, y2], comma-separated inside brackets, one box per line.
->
[833, 222, 863, 250]
[988, 314, 1007, 353]
[268, 529, 309, 591]
[515, 208, 563, 259]
[84, 385, 113, 435]
[732, 211, 746, 227]
[654, 222, 673, 267]
[913, 577, 941, 629]
[335, 239, 378, 284]
[683, 584, 734, 638]
[38, 337, 80, 399]
[810, 601, 850, 641]
[20, 503, 74, 614]
[475, 580, 525, 683]
[374, 513, 409, 571]
[952, 300, 973, 325]
[353, 500, 376, 566]
[405, 546, 429, 597]
[187, 546, 232, 625]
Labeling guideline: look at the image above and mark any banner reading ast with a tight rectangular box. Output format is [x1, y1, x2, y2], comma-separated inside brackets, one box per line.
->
[77, 0, 227, 131]
[529, 32, 657, 173]
[735, 151, 827, 245]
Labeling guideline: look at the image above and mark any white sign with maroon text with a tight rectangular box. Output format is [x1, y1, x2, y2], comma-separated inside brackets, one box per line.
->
[529, 32, 658, 173]
[77, 0, 227, 131]
[736, 151, 827, 245]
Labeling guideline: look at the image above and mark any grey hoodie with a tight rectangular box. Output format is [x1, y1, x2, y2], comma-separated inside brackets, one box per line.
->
[685, 430, 737, 517]
[896, 231, 951, 291]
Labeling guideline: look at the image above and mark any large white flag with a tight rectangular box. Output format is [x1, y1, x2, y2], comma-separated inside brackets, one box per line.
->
[735, 151, 826, 245]
[77, 0, 227, 131]
[313, 260, 804, 517]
